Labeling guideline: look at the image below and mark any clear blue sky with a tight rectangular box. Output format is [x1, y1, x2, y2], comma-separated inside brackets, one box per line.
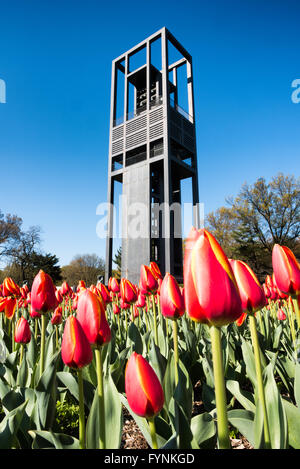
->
[0, 0, 299, 267]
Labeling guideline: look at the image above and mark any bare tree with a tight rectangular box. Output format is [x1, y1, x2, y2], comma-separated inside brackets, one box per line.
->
[61, 253, 105, 287]
[0, 211, 22, 257]
[206, 173, 300, 280]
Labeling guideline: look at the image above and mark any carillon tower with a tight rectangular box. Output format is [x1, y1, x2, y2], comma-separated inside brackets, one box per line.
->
[105, 27, 200, 284]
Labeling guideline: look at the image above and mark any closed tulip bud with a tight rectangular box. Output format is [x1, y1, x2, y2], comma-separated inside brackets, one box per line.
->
[120, 298, 130, 310]
[51, 306, 63, 325]
[263, 283, 271, 298]
[229, 259, 266, 314]
[140, 265, 158, 294]
[2, 277, 20, 297]
[61, 281, 72, 296]
[55, 289, 63, 304]
[272, 244, 300, 296]
[149, 262, 163, 280]
[183, 228, 242, 326]
[120, 278, 138, 304]
[61, 316, 93, 369]
[97, 283, 111, 304]
[20, 287, 27, 300]
[14, 317, 31, 344]
[108, 277, 120, 293]
[136, 292, 146, 308]
[265, 275, 273, 288]
[277, 308, 287, 321]
[160, 273, 185, 319]
[157, 278, 162, 295]
[76, 289, 111, 347]
[269, 286, 278, 300]
[125, 352, 164, 418]
[113, 303, 120, 315]
[31, 270, 58, 314]
[77, 280, 86, 292]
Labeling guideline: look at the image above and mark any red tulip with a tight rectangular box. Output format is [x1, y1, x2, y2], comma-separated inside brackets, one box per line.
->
[61, 281, 72, 296]
[2, 277, 20, 297]
[76, 289, 111, 347]
[51, 306, 63, 325]
[125, 352, 164, 418]
[136, 292, 146, 308]
[97, 283, 111, 304]
[113, 303, 120, 315]
[14, 317, 31, 344]
[120, 278, 138, 304]
[0, 297, 17, 319]
[31, 270, 58, 314]
[140, 265, 158, 294]
[160, 273, 185, 319]
[263, 284, 271, 298]
[149, 262, 163, 280]
[272, 244, 300, 296]
[131, 304, 140, 320]
[55, 289, 63, 305]
[61, 316, 93, 369]
[183, 228, 242, 326]
[120, 298, 130, 310]
[108, 277, 120, 293]
[277, 308, 287, 321]
[229, 259, 266, 314]
[77, 280, 86, 292]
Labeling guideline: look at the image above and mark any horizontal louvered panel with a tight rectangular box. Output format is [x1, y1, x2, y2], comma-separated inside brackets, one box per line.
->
[112, 125, 124, 141]
[149, 122, 163, 140]
[126, 115, 147, 135]
[126, 129, 147, 149]
[149, 106, 163, 125]
[112, 139, 124, 155]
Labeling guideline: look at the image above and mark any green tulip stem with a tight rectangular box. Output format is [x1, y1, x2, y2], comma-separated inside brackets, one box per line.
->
[172, 319, 179, 386]
[19, 344, 24, 366]
[40, 314, 47, 378]
[125, 309, 128, 333]
[77, 368, 86, 449]
[131, 304, 134, 323]
[12, 320, 15, 352]
[210, 325, 231, 449]
[117, 314, 121, 338]
[148, 417, 158, 449]
[292, 297, 300, 331]
[248, 314, 271, 448]
[286, 301, 297, 354]
[152, 294, 158, 346]
[95, 346, 106, 449]
[55, 325, 59, 350]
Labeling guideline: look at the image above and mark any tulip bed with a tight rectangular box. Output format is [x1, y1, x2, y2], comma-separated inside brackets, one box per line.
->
[0, 229, 300, 450]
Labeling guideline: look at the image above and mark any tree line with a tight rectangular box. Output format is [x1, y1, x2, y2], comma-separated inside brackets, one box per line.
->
[0, 172, 298, 286]
[205, 173, 300, 281]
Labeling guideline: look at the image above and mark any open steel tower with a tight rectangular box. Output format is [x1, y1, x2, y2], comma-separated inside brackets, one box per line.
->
[105, 27, 200, 284]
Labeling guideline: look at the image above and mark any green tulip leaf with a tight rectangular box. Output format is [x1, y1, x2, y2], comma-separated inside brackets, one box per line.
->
[227, 409, 255, 447]
[29, 430, 79, 449]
